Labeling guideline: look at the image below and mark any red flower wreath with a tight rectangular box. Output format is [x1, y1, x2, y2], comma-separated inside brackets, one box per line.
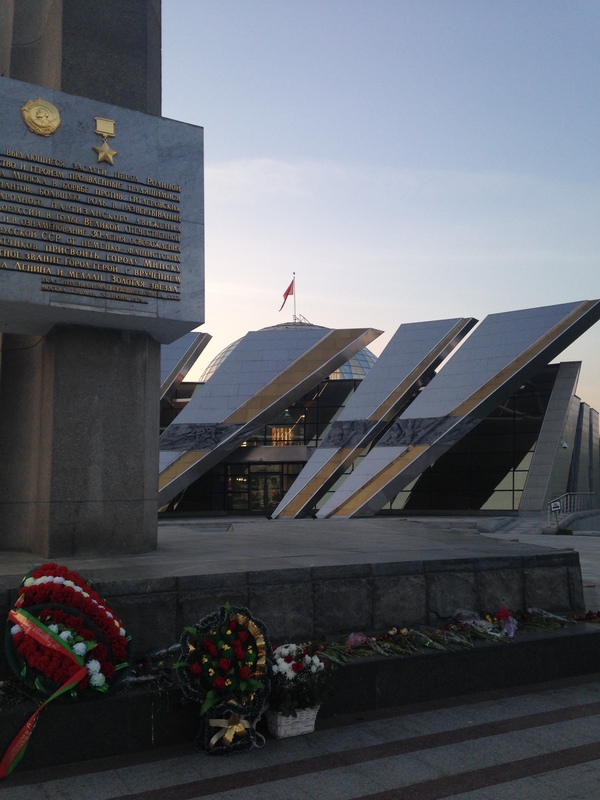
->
[6, 562, 132, 699]
[2, 563, 133, 779]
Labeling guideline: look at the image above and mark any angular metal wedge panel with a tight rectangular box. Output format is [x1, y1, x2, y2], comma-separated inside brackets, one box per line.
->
[158, 325, 382, 506]
[160, 332, 212, 400]
[272, 317, 477, 518]
[318, 301, 600, 518]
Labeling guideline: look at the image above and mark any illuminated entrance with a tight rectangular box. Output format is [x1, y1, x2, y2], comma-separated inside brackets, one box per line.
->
[227, 464, 302, 514]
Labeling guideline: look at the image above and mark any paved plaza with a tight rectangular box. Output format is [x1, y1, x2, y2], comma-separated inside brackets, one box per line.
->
[2, 514, 600, 797]
[1, 513, 595, 588]
[2, 674, 600, 799]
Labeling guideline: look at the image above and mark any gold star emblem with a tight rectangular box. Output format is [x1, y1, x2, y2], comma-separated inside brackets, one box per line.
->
[93, 117, 117, 164]
[93, 139, 118, 165]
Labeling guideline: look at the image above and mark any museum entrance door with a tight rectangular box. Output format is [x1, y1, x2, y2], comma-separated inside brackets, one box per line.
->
[226, 463, 303, 514]
[250, 467, 282, 513]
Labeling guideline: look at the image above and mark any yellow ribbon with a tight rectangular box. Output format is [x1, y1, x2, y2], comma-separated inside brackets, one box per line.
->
[208, 713, 250, 748]
[232, 614, 268, 677]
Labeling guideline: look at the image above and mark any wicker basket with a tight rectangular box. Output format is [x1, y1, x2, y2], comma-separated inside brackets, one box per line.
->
[266, 706, 320, 738]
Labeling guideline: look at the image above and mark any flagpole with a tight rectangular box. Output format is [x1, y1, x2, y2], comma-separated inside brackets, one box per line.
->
[293, 272, 296, 321]
[278, 275, 296, 314]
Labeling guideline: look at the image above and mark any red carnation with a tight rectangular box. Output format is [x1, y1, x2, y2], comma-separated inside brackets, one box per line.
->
[102, 662, 116, 680]
[291, 662, 303, 673]
[94, 644, 108, 661]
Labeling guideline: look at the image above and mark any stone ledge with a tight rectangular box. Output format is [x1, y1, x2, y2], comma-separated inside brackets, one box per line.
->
[321, 624, 600, 715]
[0, 552, 586, 679]
[2, 624, 600, 772]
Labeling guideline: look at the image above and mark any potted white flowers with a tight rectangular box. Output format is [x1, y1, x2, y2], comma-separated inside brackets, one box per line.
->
[266, 642, 332, 738]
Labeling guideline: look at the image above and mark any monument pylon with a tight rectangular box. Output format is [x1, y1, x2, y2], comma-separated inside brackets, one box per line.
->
[0, 0, 205, 556]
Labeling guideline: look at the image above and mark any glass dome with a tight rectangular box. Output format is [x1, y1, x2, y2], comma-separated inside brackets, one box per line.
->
[198, 337, 242, 383]
[198, 322, 377, 383]
[329, 347, 377, 379]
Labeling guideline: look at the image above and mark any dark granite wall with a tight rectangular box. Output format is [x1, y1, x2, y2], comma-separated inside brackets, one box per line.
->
[62, 0, 161, 114]
[0, 550, 586, 680]
[1, 0, 161, 113]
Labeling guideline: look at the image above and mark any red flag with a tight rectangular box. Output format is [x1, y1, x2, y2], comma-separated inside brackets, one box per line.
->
[279, 278, 294, 311]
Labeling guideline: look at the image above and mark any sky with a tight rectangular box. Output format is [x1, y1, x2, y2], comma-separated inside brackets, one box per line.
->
[161, 0, 600, 407]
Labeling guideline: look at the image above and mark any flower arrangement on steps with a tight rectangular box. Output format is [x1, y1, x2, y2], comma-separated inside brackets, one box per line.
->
[2, 563, 132, 779]
[2, 571, 581, 773]
[176, 602, 272, 754]
[7, 564, 131, 698]
[266, 641, 332, 738]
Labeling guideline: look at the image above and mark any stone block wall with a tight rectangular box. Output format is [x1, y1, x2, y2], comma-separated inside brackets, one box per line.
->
[0, 551, 584, 680]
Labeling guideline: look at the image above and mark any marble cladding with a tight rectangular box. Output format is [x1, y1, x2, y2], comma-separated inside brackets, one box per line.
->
[170, 327, 332, 424]
[401, 302, 585, 420]
[0, 76, 203, 343]
[335, 318, 473, 421]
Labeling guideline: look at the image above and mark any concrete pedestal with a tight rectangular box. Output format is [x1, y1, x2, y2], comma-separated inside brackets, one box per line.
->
[0, 1, 166, 556]
[0, 327, 159, 555]
[0, 0, 63, 89]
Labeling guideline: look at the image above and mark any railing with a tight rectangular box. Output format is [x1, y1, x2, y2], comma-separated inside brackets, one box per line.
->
[547, 492, 598, 524]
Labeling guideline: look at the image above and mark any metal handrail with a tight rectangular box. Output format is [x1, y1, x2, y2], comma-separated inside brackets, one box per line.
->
[547, 492, 598, 524]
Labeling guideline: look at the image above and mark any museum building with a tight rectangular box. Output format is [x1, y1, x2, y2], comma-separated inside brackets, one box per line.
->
[159, 301, 600, 519]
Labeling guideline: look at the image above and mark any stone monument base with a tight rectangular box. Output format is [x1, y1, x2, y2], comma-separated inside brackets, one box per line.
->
[0, 517, 589, 768]
[2, 625, 599, 772]
[0, 325, 160, 556]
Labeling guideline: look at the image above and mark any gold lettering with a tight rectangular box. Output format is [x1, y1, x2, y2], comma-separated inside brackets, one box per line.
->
[150, 282, 180, 293]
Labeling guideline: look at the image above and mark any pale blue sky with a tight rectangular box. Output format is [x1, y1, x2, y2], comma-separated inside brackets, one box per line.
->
[162, 1, 600, 407]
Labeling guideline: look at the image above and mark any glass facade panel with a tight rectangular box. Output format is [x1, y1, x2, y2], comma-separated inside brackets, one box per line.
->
[239, 380, 358, 448]
[383, 366, 557, 513]
[227, 466, 248, 511]
[513, 470, 528, 490]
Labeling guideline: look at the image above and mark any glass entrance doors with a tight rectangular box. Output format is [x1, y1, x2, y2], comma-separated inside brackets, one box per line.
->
[250, 471, 282, 512]
[226, 463, 302, 514]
